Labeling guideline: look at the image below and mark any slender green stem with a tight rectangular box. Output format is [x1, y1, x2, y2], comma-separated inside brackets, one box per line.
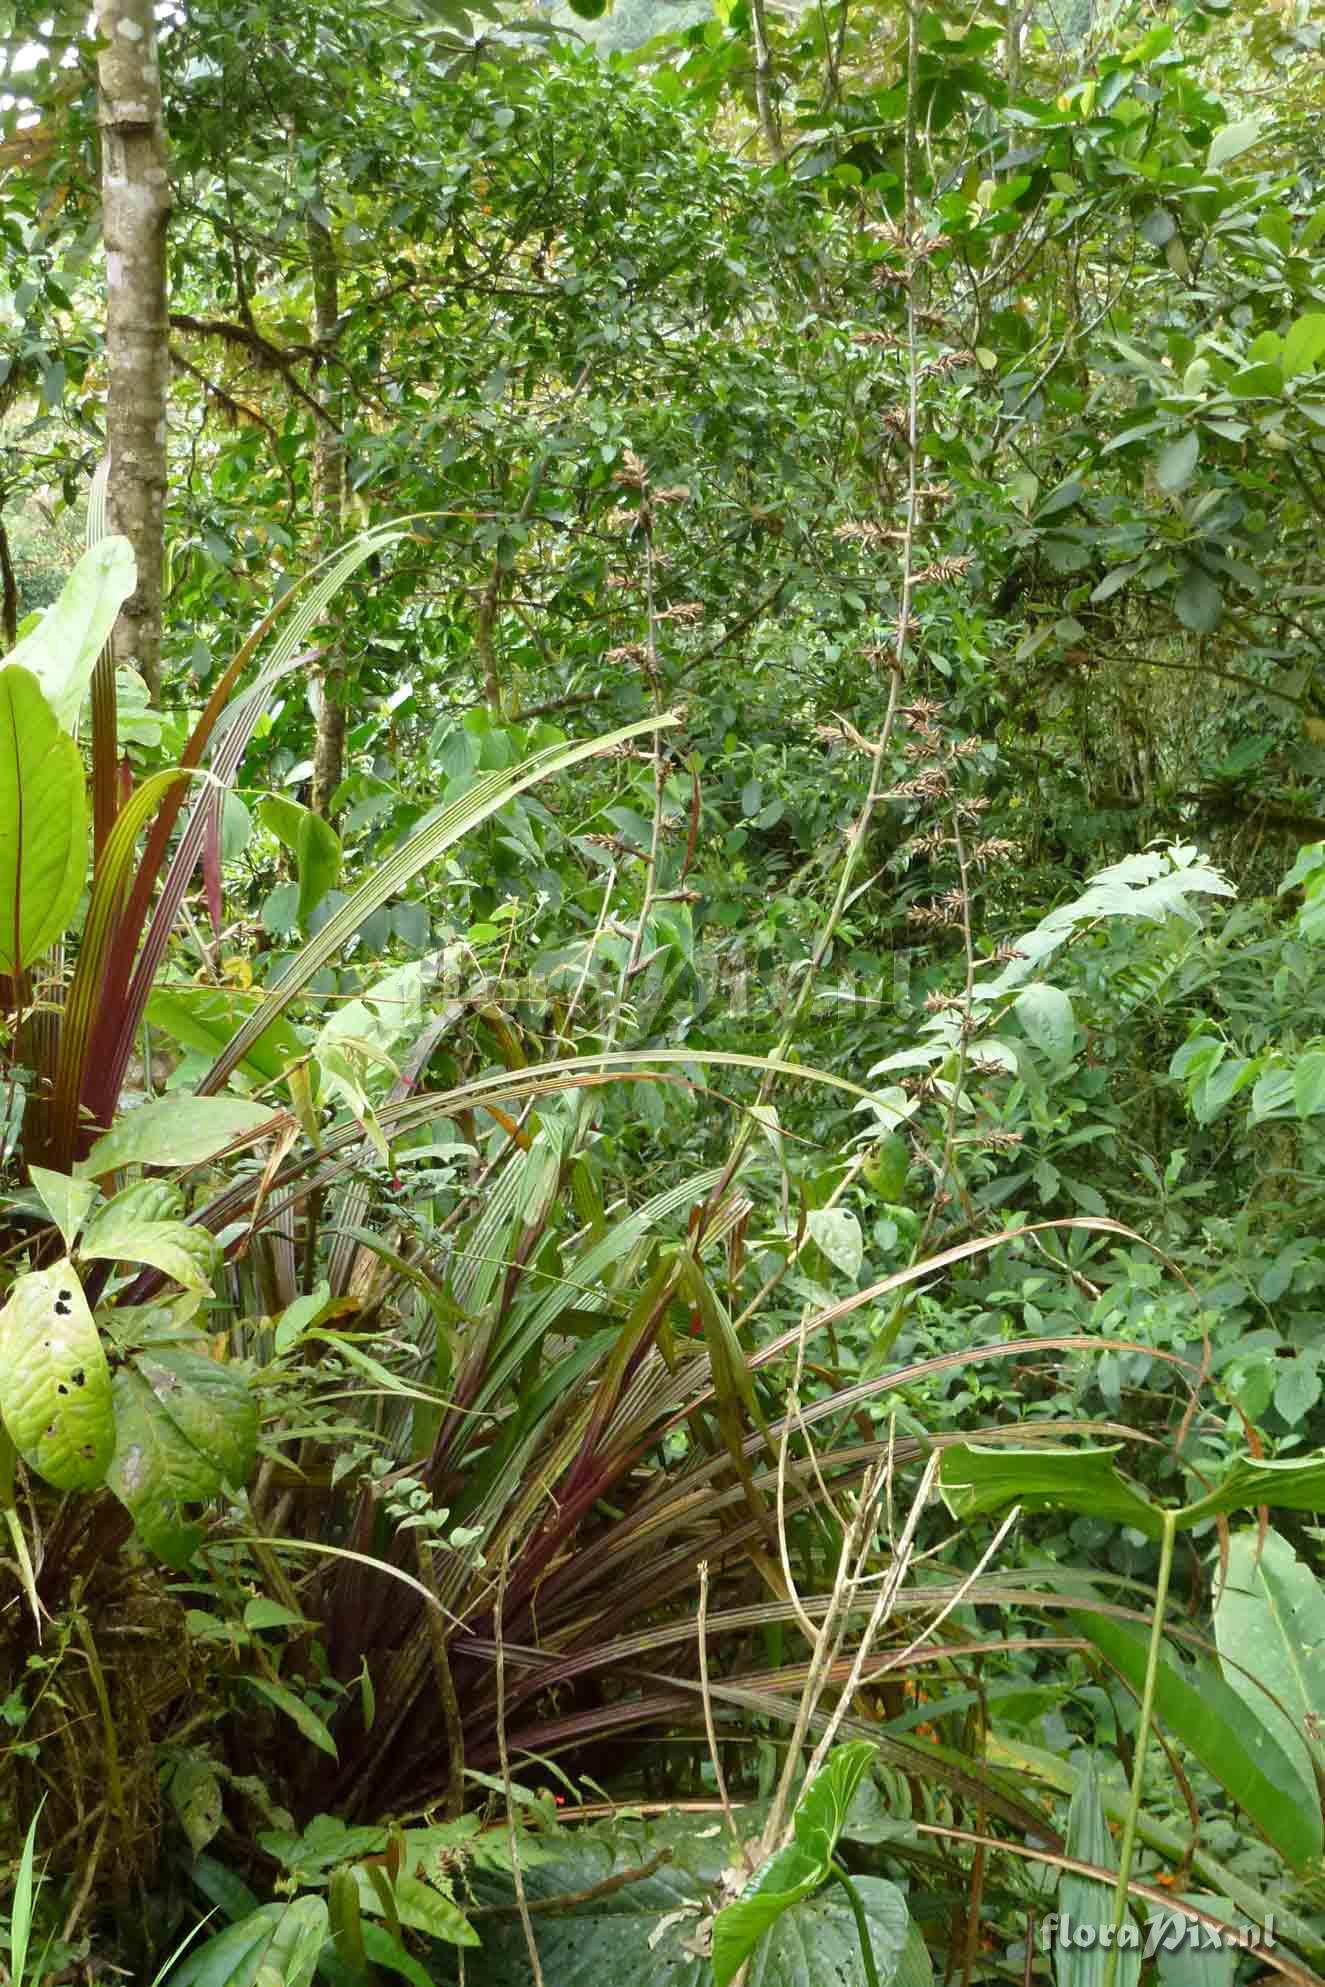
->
[1103, 1508, 1177, 1987]
[832, 1861, 880, 1987]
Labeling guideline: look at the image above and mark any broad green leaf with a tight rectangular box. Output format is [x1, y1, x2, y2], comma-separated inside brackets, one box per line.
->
[82, 1184, 220, 1295]
[357, 1868, 479, 1946]
[78, 1095, 278, 1177]
[1294, 1051, 1325, 1117]
[1207, 117, 1262, 171]
[169, 1751, 224, 1856]
[106, 1349, 258, 1565]
[360, 1924, 436, 1987]
[1179, 1453, 1325, 1529]
[246, 1676, 338, 1760]
[939, 1443, 1163, 1538]
[806, 1208, 863, 1280]
[1070, 1612, 1320, 1867]
[713, 1744, 880, 1986]
[0, 665, 87, 973]
[146, 985, 306, 1089]
[0, 1260, 114, 1490]
[1215, 1527, 1325, 1791]
[433, 1808, 724, 1985]
[1156, 431, 1199, 493]
[5, 536, 135, 731]
[27, 1168, 96, 1252]
[258, 794, 342, 927]
[1174, 566, 1222, 633]
[1056, 1758, 1139, 1987]
[1283, 315, 1325, 378]
[1015, 984, 1076, 1066]
[748, 1876, 911, 1987]
[167, 1898, 328, 1987]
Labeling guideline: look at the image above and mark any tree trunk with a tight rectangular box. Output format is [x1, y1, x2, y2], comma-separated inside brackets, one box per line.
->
[307, 202, 347, 819]
[96, 0, 170, 704]
[749, 0, 782, 164]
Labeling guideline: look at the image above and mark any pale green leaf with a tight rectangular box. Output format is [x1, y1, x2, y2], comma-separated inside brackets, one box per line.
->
[6, 536, 135, 731]
[0, 665, 88, 973]
[0, 1259, 114, 1490]
[79, 1095, 278, 1178]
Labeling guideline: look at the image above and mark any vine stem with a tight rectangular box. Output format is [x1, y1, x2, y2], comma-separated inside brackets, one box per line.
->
[1103, 1507, 1177, 1987]
[832, 1861, 881, 1987]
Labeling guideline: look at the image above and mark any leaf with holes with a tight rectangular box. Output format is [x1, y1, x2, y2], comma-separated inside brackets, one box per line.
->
[106, 1348, 258, 1565]
[0, 1260, 114, 1489]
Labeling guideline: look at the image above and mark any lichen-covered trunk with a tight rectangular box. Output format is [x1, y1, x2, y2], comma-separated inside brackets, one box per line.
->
[96, 0, 170, 705]
[307, 205, 347, 820]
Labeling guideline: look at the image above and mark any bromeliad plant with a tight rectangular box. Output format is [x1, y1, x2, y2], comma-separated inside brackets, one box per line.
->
[0, 525, 676, 1594]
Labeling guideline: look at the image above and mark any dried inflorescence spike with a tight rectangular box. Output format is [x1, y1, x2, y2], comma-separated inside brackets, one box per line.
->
[953, 734, 985, 757]
[972, 837, 1018, 868]
[923, 350, 979, 377]
[914, 555, 972, 584]
[852, 327, 903, 348]
[835, 519, 903, 547]
[606, 573, 635, 591]
[656, 602, 704, 625]
[605, 642, 648, 664]
[978, 1129, 1025, 1150]
[888, 769, 952, 803]
[654, 484, 692, 506]
[924, 988, 964, 1013]
[613, 447, 649, 492]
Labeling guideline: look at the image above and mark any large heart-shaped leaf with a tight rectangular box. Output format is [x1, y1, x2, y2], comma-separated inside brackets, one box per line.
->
[106, 1347, 258, 1565]
[939, 1443, 1163, 1538]
[748, 1875, 914, 1987]
[713, 1744, 881, 1987]
[0, 665, 88, 974]
[0, 1259, 114, 1489]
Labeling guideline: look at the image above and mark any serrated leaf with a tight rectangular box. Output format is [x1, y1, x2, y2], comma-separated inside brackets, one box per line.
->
[0, 665, 88, 974]
[106, 1350, 257, 1565]
[79, 1095, 277, 1177]
[0, 1260, 114, 1489]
